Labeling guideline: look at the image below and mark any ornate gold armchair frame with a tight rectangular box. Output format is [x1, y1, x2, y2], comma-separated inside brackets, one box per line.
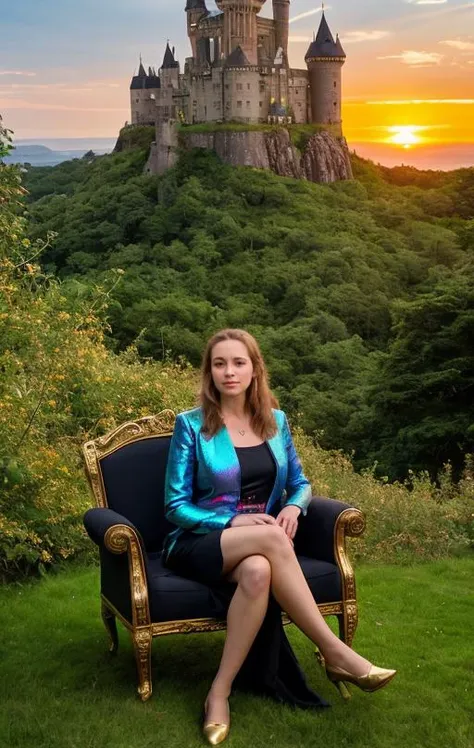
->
[83, 410, 365, 701]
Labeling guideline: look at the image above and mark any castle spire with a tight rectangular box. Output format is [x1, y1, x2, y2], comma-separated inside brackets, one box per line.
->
[305, 12, 346, 60]
[138, 55, 146, 77]
[162, 41, 179, 69]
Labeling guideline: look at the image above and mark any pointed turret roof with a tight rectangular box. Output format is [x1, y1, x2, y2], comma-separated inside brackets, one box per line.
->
[224, 45, 250, 67]
[130, 58, 160, 90]
[130, 58, 149, 89]
[335, 33, 346, 57]
[162, 42, 179, 69]
[305, 12, 346, 60]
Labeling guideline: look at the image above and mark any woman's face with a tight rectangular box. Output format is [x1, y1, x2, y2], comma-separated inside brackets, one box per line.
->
[210, 339, 254, 400]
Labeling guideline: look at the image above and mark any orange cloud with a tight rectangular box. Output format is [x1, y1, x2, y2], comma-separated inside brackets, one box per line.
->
[441, 39, 474, 50]
[378, 50, 444, 65]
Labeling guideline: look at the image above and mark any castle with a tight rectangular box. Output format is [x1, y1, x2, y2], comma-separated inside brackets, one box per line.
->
[130, 1, 346, 136]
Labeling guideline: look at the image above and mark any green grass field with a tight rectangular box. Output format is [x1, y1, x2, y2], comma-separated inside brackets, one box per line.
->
[1, 558, 473, 748]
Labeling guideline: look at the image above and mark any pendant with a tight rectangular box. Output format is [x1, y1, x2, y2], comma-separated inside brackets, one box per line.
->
[238, 429, 246, 436]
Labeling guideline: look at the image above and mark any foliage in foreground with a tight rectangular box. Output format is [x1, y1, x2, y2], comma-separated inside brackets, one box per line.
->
[0, 120, 196, 578]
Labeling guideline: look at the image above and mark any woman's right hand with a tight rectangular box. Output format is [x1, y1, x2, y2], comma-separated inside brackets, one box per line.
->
[230, 513, 276, 528]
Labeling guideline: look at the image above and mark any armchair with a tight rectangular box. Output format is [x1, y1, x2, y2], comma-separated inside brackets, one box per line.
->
[83, 410, 365, 702]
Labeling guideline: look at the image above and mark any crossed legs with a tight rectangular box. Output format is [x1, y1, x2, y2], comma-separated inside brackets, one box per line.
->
[205, 524, 371, 725]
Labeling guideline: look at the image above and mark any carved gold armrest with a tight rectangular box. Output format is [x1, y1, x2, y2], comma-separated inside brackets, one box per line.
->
[334, 508, 366, 602]
[104, 524, 151, 628]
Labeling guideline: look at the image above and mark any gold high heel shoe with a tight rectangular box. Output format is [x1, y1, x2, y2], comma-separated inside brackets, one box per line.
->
[326, 664, 397, 693]
[203, 698, 230, 745]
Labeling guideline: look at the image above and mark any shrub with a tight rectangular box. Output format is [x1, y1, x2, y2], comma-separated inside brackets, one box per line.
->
[294, 428, 474, 563]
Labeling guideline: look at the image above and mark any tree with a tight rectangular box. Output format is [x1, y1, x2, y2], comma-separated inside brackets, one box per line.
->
[362, 265, 474, 479]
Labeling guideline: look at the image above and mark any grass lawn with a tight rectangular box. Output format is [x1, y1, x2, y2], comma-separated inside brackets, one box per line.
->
[0, 558, 473, 748]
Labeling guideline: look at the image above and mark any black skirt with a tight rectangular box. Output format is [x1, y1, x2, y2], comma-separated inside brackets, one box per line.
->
[163, 527, 330, 711]
[164, 528, 225, 586]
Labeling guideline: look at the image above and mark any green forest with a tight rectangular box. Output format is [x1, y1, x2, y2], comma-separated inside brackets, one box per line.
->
[23, 127, 474, 481]
[1, 120, 473, 577]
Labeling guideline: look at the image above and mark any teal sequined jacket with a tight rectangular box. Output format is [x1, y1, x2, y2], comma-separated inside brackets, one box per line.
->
[163, 406, 312, 558]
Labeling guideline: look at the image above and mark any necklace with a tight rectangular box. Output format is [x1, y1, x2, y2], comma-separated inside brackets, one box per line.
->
[222, 414, 248, 437]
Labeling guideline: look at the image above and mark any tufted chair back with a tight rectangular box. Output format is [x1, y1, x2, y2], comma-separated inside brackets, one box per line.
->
[83, 412, 177, 553]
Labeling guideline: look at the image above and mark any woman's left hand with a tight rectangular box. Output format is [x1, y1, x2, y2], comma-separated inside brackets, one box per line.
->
[275, 505, 301, 540]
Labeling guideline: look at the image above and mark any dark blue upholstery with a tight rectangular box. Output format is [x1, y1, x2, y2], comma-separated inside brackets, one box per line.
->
[147, 552, 341, 622]
[99, 436, 174, 553]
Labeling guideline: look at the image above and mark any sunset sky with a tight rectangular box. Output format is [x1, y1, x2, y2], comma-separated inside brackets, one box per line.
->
[2, 0, 473, 156]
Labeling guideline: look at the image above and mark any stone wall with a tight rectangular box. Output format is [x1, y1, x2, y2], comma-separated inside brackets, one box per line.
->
[307, 60, 343, 134]
[131, 88, 160, 126]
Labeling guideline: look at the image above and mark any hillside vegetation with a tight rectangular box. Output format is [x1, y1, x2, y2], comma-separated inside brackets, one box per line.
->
[23, 135, 474, 481]
[1, 120, 473, 578]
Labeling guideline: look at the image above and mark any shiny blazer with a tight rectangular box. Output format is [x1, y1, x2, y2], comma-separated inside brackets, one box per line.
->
[163, 406, 312, 557]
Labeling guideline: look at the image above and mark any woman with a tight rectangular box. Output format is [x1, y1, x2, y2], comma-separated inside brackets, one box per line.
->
[163, 328, 395, 745]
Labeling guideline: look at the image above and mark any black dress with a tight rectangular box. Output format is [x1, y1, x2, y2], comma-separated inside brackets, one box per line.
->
[164, 442, 329, 710]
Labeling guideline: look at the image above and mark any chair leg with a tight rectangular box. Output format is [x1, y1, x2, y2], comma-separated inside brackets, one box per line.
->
[338, 602, 358, 648]
[101, 601, 119, 654]
[132, 627, 153, 702]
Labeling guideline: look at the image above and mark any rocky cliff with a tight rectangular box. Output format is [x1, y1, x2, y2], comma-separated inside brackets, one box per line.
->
[146, 124, 353, 183]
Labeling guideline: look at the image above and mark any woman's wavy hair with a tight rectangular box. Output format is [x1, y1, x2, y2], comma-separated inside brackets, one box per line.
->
[199, 329, 279, 439]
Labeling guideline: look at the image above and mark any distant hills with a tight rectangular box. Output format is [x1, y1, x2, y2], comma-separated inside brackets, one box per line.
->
[4, 138, 116, 167]
[3, 135, 473, 170]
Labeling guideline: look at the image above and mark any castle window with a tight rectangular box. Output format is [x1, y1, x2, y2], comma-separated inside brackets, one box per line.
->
[259, 101, 263, 108]
[259, 82, 265, 92]
[334, 81, 337, 88]
[246, 101, 250, 108]
[237, 101, 242, 108]
[295, 89, 299, 95]
[237, 83, 243, 91]
[247, 83, 251, 90]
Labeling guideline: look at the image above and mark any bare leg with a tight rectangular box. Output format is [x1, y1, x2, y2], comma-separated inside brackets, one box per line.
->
[221, 525, 370, 676]
[205, 555, 271, 725]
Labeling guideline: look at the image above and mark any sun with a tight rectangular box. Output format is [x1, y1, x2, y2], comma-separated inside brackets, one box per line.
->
[386, 126, 423, 149]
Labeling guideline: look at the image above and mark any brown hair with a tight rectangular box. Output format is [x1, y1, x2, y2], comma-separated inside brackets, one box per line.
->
[199, 328, 279, 439]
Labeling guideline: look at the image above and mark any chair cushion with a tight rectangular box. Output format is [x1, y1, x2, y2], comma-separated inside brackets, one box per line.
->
[147, 552, 342, 623]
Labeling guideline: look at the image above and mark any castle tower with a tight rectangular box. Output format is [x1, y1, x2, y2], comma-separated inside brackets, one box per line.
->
[160, 42, 180, 88]
[272, 0, 290, 62]
[216, 0, 266, 66]
[185, 0, 207, 59]
[130, 59, 161, 125]
[305, 11, 346, 135]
